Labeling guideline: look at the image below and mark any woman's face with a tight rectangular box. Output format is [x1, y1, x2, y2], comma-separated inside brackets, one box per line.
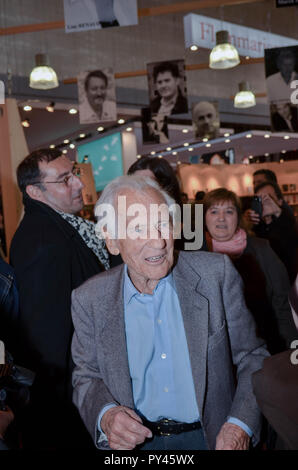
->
[205, 200, 238, 242]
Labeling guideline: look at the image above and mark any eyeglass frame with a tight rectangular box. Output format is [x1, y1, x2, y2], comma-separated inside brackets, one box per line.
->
[33, 166, 81, 188]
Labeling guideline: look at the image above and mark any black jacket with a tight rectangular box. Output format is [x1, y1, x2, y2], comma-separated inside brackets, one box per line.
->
[9, 197, 104, 398]
[150, 88, 188, 115]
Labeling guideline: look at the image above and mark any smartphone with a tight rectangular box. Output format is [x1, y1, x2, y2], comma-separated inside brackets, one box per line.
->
[251, 196, 262, 217]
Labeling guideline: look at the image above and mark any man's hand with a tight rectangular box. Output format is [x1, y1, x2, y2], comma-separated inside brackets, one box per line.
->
[101, 406, 152, 450]
[243, 209, 260, 226]
[261, 194, 282, 219]
[0, 407, 14, 440]
[215, 422, 250, 450]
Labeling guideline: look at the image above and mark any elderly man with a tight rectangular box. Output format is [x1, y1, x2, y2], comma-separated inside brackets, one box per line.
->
[192, 101, 220, 140]
[71, 175, 268, 451]
[10, 149, 108, 448]
[150, 62, 188, 116]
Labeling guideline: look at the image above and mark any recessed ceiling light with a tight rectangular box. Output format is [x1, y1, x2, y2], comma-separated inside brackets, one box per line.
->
[69, 143, 75, 149]
[177, 161, 181, 165]
[224, 133, 230, 137]
[246, 134, 252, 138]
[249, 155, 253, 159]
[188, 147, 194, 151]
[202, 137, 208, 142]
[97, 126, 104, 132]
[284, 135, 290, 140]
[166, 147, 172, 151]
[245, 56, 250, 60]
[150, 151, 156, 155]
[79, 133, 85, 138]
[158, 155, 163, 158]
[264, 134, 270, 138]
[281, 150, 286, 154]
[21, 119, 30, 127]
[118, 118, 125, 124]
[23, 105, 32, 111]
[264, 153, 269, 157]
[62, 149, 68, 154]
[206, 143, 211, 147]
[225, 139, 231, 143]
[182, 129, 189, 133]
[63, 139, 70, 144]
[190, 45, 198, 51]
[69, 108, 78, 114]
[172, 151, 177, 155]
[46, 102, 55, 112]
[126, 127, 133, 132]
[137, 154, 141, 159]
[184, 142, 189, 147]
[49, 144, 55, 149]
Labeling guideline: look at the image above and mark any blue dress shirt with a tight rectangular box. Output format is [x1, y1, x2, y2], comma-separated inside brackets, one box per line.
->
[98, 265, 252, 438]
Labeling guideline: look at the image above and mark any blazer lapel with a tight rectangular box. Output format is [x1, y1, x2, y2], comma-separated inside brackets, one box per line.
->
[173, 253, 209, 417]
[100, 266, 134, 408]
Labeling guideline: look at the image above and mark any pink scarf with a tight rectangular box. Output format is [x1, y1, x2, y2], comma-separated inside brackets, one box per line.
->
[211, 228, 247, 258]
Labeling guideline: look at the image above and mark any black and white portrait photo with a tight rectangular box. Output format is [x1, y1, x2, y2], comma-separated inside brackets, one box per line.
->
[64, 0, 138, 33]
[192, 101, 220, 140]
[141, 108, 169, 144]
[270, 101, 298, 132]
[265, 46, 298, 103]
[78, 69, 117, 124]
[147, 60, 188, 116]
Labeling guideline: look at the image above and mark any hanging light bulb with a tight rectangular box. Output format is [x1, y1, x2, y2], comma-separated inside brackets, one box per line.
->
[209, 31, 240, 70]
[29, 54, 58, 90]
[234, 82, 256, 108]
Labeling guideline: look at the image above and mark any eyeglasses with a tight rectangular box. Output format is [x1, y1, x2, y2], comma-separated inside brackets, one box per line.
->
[35, 166, 81, 188]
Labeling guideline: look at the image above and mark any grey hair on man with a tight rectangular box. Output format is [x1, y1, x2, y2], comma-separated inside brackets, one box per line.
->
[94, 174, 181, 240]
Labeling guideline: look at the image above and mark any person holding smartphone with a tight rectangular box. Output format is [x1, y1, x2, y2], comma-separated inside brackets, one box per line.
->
[246, 181, 298, 283]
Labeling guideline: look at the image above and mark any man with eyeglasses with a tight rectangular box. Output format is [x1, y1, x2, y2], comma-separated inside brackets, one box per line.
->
[9, 149, 108, 449]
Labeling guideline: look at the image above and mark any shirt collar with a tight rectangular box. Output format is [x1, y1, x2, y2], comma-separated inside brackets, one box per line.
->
[123, 264, 174, 306]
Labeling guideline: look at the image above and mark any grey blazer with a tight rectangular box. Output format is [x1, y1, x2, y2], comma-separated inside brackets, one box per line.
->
[71, 251, 269, 450]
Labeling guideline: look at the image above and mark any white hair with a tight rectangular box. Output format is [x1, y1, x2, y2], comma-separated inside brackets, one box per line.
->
[94, 174, 180, 239]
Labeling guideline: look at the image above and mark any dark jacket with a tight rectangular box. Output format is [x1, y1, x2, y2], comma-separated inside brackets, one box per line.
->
[253, 204, 298, 284]
[0, 258, 19, 351]
[150, 88, 188, 115]
[232, 236, 297, 353]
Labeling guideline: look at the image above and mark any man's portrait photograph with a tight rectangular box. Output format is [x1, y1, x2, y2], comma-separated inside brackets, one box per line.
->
[265, 46, 298, 103]
[147, 60, 188, 116]
[192, 101, 220, 140]
[78, 68, 117, 124]
[141, 108, 169, 144]
[270, 101, 298, 132]
[64, 0, 138, 33]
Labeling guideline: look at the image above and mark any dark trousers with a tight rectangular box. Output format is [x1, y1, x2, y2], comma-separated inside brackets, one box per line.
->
[138, 428, 207, 451]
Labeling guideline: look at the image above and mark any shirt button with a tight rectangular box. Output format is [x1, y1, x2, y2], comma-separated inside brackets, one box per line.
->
[161, 353, 166, 359]
[164, 387, 169, 393]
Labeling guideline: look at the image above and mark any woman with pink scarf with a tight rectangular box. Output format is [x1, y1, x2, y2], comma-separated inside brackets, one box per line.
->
[203, 188, 297, 354]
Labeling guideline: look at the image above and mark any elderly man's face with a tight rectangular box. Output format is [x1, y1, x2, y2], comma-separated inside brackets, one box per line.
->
[107, 188, 174, 293]
[193, 102, 218, 137]
[86, 76, 107, 111]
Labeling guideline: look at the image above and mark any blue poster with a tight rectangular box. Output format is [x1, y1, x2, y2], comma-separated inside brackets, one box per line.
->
[77, 132, 123, 191]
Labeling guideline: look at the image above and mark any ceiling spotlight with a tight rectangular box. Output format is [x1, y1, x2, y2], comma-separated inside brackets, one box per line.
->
[23, 105, 32, 111]
[182, 129, 189, 133]
[264, 153, 269, 157]
[118, 118, 125, 124]
[249, 155, 253, 159]
[62, 149, 68, 154]
[184, 142, 189, 147]
[172, 151, 177, 155]
[202, 137, 208, 142]
[206, 143, 211, 147]
[246, 133, 252, 138]
[166, 147, 172, 151]
[126, 127, 133, 132]
[188, 147, 194, 151]
[29, 53, 58, 90]
[190, 45, 198, 51]
[97, 126, 104, 132]
[284, 135, 290, 140]
[225, 139, 231, 143]
[264, 134, 270, 138]
[209, 30, 240, 70]
[49, 144, 55, 149]
[224, 133, 230, 137]
[245, 56, 250, 60]
[150, 151, 156, 155]
[281, 150, 286, 154]
[69, 108, 78, 114]
[177, 161, 181, 165]
[69, 143, 75, 149]
[46, 102, 55, 112]
[137, 154, 141, 159]
[63, 139, 70, 144]
[158, 155, 163, 158]
[21, 119, 30, 128]
[79, 133, 86, 138]
[234, 82, 256, 108]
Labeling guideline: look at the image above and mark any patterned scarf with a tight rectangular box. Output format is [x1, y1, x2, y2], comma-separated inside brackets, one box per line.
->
[210, 228, 247, 258]
[57, 211, 110, 270]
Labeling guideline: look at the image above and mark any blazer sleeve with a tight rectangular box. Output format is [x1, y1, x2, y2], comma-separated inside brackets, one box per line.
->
[221, 255, 270, 444]
[71, 288, 118, 448]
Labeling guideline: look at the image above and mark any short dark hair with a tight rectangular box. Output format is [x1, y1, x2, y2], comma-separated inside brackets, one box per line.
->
[255, 181, 283, 200]
[128, 156, 182, 205]
[153, 62, 180, 82]
[203, 188, 242, 227]
[17, 148, 62, 197]
[84, 70, 108, 92]
[253, 169, 277, 183]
